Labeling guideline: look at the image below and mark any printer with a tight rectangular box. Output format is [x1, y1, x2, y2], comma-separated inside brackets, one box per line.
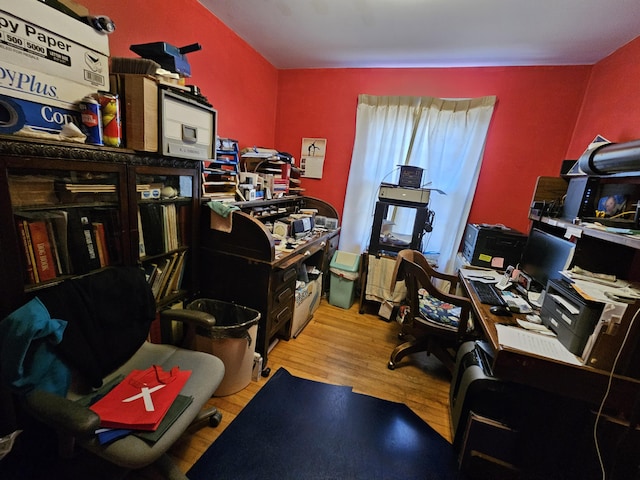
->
[540, 279, 604, 356]
[462, 224, 527, 270]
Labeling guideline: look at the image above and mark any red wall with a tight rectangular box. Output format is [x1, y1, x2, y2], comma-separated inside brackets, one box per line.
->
[275, 67, 590, 232]
[567, 36, 640, 158]
[82, 0, 278, 147]
[82, 1, 622, 235]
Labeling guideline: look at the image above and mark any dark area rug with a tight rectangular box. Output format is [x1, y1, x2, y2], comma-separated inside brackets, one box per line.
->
[188, 368, 465, 480]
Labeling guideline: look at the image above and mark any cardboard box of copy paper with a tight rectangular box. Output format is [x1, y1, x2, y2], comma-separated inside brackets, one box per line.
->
[0, 60, 107, 134]
[0, 0, 110, 90]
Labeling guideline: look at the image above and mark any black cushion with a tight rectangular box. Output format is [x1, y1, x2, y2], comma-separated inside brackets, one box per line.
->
[37, 267, 156, 388]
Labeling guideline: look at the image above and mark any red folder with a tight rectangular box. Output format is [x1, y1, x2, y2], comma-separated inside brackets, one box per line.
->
[90, 365, 191, 431]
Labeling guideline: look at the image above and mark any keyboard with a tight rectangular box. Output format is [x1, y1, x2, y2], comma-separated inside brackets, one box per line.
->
[469, 280, 506, 306]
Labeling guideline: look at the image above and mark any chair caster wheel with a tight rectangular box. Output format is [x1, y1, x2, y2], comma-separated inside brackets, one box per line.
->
[388, 361, 395, 370]
[261, 367, 271, 377]
[209, 411, 222, 427]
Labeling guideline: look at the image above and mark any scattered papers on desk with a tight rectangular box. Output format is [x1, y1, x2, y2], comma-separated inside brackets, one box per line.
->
[563, 267, 622, 287]
[496, 324, 582, 365]
[559, 270, 640, 305]
[459, 268, 503, 283]
[516, 319, 555, 335]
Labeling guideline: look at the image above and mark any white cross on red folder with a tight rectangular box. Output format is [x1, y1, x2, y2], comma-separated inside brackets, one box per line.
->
[122, 384, 167, 412]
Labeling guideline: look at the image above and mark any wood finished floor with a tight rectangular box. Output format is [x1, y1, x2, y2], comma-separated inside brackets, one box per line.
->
[166, 298, 453, 475]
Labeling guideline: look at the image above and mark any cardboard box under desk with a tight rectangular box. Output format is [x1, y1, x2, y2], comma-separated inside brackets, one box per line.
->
[110, 74, 158, 152]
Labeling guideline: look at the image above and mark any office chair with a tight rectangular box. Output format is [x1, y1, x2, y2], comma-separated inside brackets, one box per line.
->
[387, 250, 475, 373]
[0, 266, 225, 479]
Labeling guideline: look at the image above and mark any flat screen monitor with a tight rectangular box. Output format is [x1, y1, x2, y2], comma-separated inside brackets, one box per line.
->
[519, 228, 576, 291]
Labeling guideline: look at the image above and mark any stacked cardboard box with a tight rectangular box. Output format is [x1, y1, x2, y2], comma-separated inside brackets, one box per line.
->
[0, 0, 110, 134]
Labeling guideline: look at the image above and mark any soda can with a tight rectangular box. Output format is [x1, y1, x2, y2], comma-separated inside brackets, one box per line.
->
[97, 92, 122, 147]
[79, 95, 103, 146]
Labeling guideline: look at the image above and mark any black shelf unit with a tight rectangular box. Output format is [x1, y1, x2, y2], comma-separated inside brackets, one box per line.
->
[368, 200, 431, 256]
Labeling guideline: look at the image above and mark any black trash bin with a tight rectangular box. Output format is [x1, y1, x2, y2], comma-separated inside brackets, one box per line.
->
[185, 299, 261, 396]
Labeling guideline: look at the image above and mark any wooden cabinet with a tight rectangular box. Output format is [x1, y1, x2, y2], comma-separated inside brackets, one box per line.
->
[0, 136, 201, 319]
[199, 195, 339, 373]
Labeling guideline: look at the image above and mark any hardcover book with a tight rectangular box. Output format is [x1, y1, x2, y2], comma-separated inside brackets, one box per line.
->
[27, 220, 57, 281]
[17, 220, 37, 284]
[138, 203, 165, 256]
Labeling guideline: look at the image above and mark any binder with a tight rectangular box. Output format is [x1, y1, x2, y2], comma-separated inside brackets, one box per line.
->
[66, 209, 101, 273]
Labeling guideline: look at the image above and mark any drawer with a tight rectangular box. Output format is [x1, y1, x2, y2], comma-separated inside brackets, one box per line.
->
[273, 284, 294, 306]
[269, 304, 292, 336]
[273, 265, 297, 287]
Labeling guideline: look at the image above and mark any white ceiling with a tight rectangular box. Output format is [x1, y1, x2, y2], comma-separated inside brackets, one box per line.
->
[198, 0, 640, 69]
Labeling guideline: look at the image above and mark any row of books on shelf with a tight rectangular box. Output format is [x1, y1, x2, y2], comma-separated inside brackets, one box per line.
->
[55, 181, 119, 204]
[145, 250, 188, 302]
[137, 202, 189, 258]
[16, 208, 122, 284]
[8, 175, 119, 208]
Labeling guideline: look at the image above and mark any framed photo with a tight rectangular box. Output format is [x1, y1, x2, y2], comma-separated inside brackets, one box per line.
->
[597, 194, 627, 216]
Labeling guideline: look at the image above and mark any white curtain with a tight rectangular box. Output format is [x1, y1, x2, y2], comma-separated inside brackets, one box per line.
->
[340, 94, 496, 273]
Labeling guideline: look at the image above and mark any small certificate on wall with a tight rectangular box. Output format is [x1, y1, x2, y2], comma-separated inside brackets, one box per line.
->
[300, 138, 326, 179]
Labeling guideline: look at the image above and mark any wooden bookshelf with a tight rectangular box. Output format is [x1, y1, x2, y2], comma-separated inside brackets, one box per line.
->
[0, 135, 201, 319]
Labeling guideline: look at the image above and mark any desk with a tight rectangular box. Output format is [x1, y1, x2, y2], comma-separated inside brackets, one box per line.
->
[458, 274, 640, 477]
[459, 274, 640, 416]
[199, 196, 340, 374]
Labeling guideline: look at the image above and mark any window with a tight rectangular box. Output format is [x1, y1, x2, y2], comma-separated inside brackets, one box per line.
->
[340, 95, 496, 272]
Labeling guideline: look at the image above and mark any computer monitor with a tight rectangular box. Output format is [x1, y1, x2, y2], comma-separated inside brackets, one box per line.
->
[519, 228, 576, 291]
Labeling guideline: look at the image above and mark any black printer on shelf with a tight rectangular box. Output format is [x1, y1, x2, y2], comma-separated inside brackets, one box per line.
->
[462, 224, 527, 270]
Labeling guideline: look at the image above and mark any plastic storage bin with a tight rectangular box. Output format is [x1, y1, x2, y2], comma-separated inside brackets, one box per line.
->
[329, 251, 360, 309]
[185, 298, 261, 396]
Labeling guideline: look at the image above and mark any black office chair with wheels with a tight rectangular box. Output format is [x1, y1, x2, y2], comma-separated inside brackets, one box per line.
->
[0, 266, 225, 479]
[387, 249, 476, 373]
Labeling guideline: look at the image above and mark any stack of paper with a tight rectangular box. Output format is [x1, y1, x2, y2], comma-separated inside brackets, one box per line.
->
[496, 324, 582, 365]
